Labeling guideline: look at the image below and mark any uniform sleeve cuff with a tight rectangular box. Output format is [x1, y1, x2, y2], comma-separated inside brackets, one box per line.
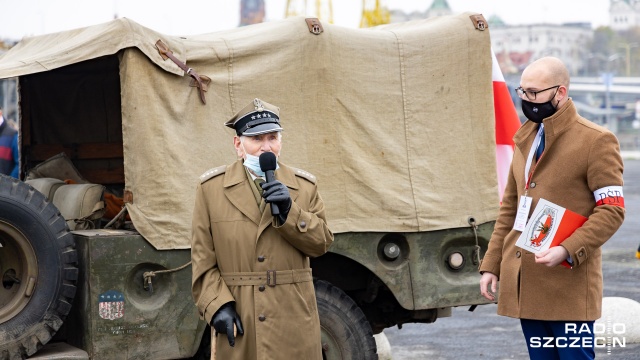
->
[201, 289, 235, 325]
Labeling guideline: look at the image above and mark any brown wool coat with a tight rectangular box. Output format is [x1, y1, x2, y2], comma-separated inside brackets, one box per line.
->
[480, 99, 625, 321]
[191, 160, 334, 360]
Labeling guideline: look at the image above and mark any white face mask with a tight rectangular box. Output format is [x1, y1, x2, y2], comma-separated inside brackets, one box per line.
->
[241, 141, 279, 177]
[243, 153, 266, 177]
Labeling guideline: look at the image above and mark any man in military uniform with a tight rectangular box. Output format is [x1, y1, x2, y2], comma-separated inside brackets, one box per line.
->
[191, 98, 334, 359]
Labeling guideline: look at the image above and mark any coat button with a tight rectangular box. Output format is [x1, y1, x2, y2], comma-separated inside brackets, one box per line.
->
[259, 314, 266, 322]
[259, 285, 265, 292]
[578, 251, 585, 257]
[530, 182, 536, 188]
[300, 221, 307, 228]
[258, 255, 265, 262]
[515, 251, 521, 258]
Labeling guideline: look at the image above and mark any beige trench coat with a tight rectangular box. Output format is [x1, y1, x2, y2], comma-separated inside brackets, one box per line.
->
[191, 160, 333, 360]
[480, 99, 625, 321]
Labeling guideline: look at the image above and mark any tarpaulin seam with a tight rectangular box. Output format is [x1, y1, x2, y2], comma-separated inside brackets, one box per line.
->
[222, 38, 235, 114]
[389, 29, 420, 231]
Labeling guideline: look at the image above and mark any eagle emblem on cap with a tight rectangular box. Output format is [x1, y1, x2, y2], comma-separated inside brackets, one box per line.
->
[254, 98, 264, 112]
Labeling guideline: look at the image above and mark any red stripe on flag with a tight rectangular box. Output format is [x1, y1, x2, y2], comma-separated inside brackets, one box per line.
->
[491, 48, 520, 201]
[493, 81, 520, 146]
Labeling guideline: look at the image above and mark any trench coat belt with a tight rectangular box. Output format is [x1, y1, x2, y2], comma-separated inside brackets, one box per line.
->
[221, 268, 312, 287]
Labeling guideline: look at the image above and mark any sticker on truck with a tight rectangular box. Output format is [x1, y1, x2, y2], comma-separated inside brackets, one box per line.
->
[99, 290, 125, 320]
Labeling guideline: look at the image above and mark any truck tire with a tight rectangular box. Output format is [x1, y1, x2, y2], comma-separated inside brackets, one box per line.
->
[314, 280, 378, 360]
[0, 175, 77, 359]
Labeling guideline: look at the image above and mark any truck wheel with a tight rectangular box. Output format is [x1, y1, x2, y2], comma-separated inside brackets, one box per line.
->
[314, 280, 378, 360]
[0, 175, 77, 359]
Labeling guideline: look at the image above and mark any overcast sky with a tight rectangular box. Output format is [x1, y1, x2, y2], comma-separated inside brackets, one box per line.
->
[0, 0, 612, 41]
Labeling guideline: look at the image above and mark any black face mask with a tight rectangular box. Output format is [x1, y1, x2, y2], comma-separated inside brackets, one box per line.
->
[520, 98, 558, 124]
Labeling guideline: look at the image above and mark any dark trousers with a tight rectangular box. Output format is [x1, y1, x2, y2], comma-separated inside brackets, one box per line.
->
[520, 319, 595, 360]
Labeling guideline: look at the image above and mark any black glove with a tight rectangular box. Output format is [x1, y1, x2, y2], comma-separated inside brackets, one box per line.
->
[261, 180, 292, 222]
[211, 302, 244, 347]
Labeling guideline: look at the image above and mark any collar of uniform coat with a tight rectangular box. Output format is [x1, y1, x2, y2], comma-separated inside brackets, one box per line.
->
[223, 159, 300, 190]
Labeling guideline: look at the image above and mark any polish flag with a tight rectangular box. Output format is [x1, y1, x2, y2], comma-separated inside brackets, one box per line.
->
[491, 50, 521, 201]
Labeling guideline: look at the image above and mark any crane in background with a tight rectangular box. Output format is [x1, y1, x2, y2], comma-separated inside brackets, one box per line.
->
[285, 0, 334, 24]
[360, 0, 390, 28]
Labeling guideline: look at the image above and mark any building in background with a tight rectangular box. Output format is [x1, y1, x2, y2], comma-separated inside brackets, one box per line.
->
[610, 0, 640, 31]
[424, 0, 452, 18]
[490, 22, 593, 75]
[390, 0, 452, 23]
[391, 1, 593, 76]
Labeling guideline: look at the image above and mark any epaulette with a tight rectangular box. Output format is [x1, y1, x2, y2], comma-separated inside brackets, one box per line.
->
[290, 167, 316, 185]
[199, 165, 227, 184]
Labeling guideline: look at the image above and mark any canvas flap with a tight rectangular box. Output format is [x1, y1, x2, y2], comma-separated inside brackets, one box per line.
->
[0, 17, 185, 78]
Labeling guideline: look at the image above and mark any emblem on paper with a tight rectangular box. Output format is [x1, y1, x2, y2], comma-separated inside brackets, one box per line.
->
[99, 290, 125, 320]
[527, 206, 557, 248]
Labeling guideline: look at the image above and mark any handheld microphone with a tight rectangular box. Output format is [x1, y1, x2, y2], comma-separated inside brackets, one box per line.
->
[258, 152, 279, 216]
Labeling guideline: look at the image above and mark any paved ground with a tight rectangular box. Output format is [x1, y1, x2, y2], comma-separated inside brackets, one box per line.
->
[384, 159, 640, 359]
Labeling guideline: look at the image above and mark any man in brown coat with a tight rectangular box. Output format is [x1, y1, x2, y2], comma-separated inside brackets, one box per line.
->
[191, 98, 334, 359]
[479, 57, 625, 359]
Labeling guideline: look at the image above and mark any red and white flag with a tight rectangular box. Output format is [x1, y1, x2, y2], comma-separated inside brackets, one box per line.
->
[491, 50, 521, 201]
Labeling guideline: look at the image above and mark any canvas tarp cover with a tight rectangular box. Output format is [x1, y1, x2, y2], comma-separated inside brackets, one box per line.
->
[0, 13, 499, 250]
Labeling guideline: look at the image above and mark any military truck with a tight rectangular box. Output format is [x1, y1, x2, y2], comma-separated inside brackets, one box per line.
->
[0, 12, 500, 359]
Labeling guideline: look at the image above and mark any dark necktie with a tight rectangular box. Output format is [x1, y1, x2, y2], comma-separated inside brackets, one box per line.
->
[254, 178, 265, 195]
[536, 125, 545, 161]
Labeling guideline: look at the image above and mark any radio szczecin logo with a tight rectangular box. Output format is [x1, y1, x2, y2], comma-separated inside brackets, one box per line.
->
[529, 318, 625, 353]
